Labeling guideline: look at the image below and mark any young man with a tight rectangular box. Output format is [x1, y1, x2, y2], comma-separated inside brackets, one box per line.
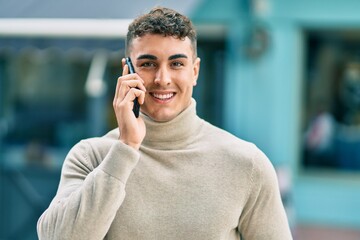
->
[37, 7, 293, 240]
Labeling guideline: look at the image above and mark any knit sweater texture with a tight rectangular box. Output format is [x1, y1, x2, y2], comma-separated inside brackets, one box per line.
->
[37, 99, 292, 240]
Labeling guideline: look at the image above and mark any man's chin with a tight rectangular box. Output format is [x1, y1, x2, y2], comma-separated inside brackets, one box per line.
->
[141, 110, 176, 123]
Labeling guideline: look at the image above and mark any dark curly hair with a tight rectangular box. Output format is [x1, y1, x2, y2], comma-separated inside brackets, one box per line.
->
[126, 7, 197, 57]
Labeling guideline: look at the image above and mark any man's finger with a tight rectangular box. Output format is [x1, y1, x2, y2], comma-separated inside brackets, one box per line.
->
[120, 80, 146, 92]
[122, 61, 129, 76]
[123, 88, 145, 103]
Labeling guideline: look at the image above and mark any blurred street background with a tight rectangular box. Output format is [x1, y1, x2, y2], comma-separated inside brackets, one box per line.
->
[1, 0, 360, 239]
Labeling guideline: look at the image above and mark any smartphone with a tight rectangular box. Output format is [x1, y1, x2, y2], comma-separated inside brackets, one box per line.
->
[125, 57, 140, 118]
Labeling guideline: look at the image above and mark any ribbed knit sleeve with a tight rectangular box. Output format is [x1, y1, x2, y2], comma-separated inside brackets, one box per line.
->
[238, 148, 293, 240]
[37, 139, 140, 240]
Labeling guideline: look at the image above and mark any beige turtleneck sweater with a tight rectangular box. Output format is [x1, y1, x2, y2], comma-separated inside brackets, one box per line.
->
[37, 99, 292, 240]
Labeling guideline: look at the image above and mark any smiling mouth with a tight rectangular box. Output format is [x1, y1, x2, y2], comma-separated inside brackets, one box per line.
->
[150, 92, 175, 100]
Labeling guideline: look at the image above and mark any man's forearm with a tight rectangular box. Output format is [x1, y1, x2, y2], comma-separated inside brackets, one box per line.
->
[37, 140, 140, 240]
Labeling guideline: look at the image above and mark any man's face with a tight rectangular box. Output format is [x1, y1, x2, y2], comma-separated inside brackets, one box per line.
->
[129, 34, 200, 122]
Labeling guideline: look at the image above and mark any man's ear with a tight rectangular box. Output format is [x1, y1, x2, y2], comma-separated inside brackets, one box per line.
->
[193, 57, 201, 86]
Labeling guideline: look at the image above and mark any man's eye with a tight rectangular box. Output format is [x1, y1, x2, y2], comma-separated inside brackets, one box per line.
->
[141, 62, 156, 68]
[171, 61, 184, 68]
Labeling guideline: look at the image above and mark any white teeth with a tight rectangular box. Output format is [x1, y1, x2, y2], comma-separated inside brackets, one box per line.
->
[152, 93, 174, 100]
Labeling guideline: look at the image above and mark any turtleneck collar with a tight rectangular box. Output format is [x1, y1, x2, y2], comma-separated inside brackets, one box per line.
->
[140, 98, 203, 150]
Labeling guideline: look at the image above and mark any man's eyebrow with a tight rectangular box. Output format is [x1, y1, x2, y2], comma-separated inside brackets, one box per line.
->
[168, 54, 188, 60]
[137, 54, 157, 60]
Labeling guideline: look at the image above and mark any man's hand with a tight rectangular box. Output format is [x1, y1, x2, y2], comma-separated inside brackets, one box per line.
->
[113, 59, 146, 150]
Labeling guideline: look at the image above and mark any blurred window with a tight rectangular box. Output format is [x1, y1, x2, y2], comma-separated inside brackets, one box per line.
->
[0, 38, 124, 169]
[302, 29, 360, 172]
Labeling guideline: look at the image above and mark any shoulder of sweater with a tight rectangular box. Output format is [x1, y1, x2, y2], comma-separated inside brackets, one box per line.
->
[80, 128, 119, 146]
[201, 121, 259, 154]
[200, 120, 276, 172]
[63, 128, 140, 173]
[67, 128, 120, 163]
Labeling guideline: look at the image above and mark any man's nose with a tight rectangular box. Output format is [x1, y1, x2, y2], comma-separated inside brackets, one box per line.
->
[154, 66, 171, 86]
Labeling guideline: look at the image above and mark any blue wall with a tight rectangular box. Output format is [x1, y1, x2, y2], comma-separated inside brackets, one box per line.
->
[192, 0, 360, 228]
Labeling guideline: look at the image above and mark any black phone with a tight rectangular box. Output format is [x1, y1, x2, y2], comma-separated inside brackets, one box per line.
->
[125, 57, 140, 118]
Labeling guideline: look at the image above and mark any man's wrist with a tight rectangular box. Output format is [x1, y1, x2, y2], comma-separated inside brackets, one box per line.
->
[119, 137, 140, 150]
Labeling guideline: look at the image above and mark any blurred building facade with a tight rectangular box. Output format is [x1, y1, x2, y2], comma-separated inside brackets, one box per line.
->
[1, 0, 360, 239]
